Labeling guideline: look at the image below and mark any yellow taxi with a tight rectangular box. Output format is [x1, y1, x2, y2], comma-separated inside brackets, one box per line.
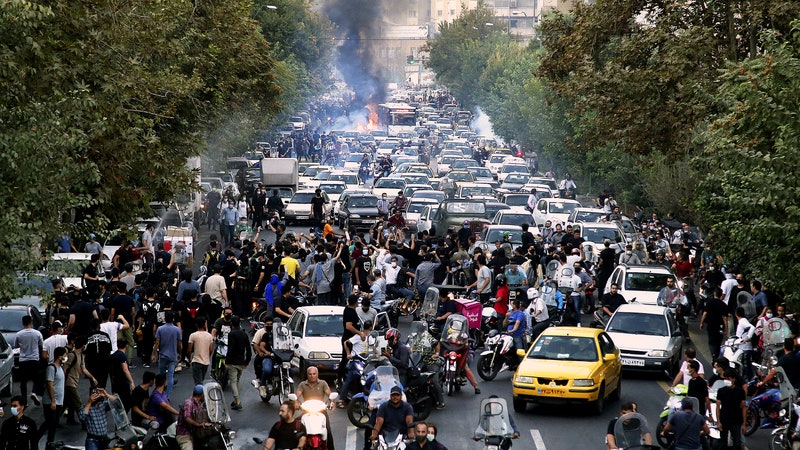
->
[512, 326, 622, 414]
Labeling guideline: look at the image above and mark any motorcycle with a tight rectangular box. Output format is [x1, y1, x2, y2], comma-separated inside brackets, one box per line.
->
[345, 338, 391, 429]
[257, 321, 295, 404]
[211, 337, 229, 389]
[657, 286, 689, 341]
[376, 429, 408, 450]
[404, 351, 436, 422]
[477, 330, 518, 381]
[347, 365, 404, 429]
[770, 401, 800, 450]
[472, 397, 515, 450]
[292, 392, 338, 450]
[612, 412, 659, 450]
[440, 314, 471, 396]
[720, 336, 746, 376]
[745, 366, 796, 436]
[654, 384, 691, 448]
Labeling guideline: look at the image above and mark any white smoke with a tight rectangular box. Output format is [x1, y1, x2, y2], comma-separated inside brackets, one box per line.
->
[470, 107, 503, 145]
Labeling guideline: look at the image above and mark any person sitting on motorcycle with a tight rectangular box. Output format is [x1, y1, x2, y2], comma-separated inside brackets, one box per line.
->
[594, 283, 626, 326]
[503, 300, 527, 368]
[494, 274, 510, 320]
[528, 291, 551, 341]
[408, 327, 445, 410]
[383, 328, 410, 386]
[369, 386, 414, 449]
[387, 209, 406, 230]
[262, 400, 306, 450]
[390, 191, 408, 212]
[441, 323, 481, 395]
[176, 384, 213, 450]
[407, 422, 439, 450]
[265, 189, 284, 218]
[340, 321, 375, 401]
[558, 173, 576, 197]
[660, 398, 708, 450]
[294, 366, 334, 450]
[472, 395, 520, 450]
[251, 317, 275, 398]
[605, 402, 653, 450]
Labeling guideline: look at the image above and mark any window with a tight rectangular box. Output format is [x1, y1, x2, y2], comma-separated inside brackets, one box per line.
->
[449, 9, 455, 16]
[437, 10, 442, 17]
[598, 333, 616, 355]
[409, 9, 416, 17]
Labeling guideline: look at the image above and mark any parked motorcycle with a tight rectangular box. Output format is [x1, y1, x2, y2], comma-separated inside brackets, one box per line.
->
[440, 314, 471, 396]
[473, 397, 516, 450]
[477, 330, 518, 381]
[745, 366, 796, 436]
[720, 336, 747, 376]
[257, 321, 295, 404]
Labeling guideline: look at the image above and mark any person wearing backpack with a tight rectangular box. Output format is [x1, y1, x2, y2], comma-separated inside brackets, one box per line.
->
[203, 241, 221, 271]
[136, 288, 162, 368]
[39, 346, 66, 445]
[260, 400, 306, 450]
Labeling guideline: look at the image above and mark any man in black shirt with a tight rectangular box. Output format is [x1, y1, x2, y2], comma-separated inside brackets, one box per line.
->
[84, 318, 112, 388]
[310, 188, 327, 228]
[130, 371, 156, 426]
[262, 401, 306, 450]
[273, 285, 299, 323]
[68, 295, 98, 338]
[226, 316, 252, 410]
[595, 283, 626, 325]
[716, 369, 746, 449]
[686, 360, 709, 416]
[758, 337, 800, 390]
[0, 395, 39, 450]
[339, 295, 363, 383]
[700, 287, 729, 359]
[354, 249, 373, 292]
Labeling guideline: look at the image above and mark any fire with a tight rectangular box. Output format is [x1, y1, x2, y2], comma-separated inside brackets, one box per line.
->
[366, 103, 378, 127]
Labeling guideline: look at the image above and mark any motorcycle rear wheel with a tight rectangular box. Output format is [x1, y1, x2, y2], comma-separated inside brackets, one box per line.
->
[346, 398, 371, 428]
[211, 354, 229, 389]
[476, 353, 499, 381]
[744, 407, 759, 436]
[412, 396, 433, 422]
[655, 416, 670, 448]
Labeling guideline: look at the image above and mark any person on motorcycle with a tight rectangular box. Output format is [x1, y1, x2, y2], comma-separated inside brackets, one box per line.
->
[408, 327, 445, 410]
[494, 274, 510, 319]
[472, 395, 520, 450]
[605, 402, 653, 450]
[294, 366, 334, 450]
[251, 317, 274, 398]
[266, 189, 284, 219]
[407, 422, 439, 450]
[262, 400, 306, 450]
[558, 173, 576, 198]
[176, 384, 213, 450]
[659, 398, 708, 450]
[341, 320, 375, 402]
[528, 289, 551, 341]
[388, 209, 406, 230]
[383, 329, 410, 385]
[390, 191, 408, 212]
[369, 386, 414, 448]
[594, 283, 626, 327]
[503, 300, 527, 367]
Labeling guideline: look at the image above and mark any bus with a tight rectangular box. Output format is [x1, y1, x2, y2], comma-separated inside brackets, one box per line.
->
[377, 102, 418, 136]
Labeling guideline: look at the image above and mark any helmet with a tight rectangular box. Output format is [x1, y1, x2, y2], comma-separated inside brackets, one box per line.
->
[386, 328, 400, 342]
[495, 274, 507, 286]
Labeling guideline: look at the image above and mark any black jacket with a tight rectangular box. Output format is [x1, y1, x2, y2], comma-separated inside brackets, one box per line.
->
[225, 329, 252, 366]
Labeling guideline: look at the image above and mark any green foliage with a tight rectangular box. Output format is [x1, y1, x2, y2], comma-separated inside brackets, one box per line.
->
[0, 0, 281, 300]
[423, 3, 509, 109]
[694, 24, 800, 306]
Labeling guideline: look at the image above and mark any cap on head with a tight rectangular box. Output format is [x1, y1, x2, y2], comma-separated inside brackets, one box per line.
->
[193, 385, 204, 396]
[390, 386, 403, 395]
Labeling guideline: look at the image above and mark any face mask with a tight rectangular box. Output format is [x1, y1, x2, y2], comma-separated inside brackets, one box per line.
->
[382, 196, 386, 200]
[10, 407, 18, 416]
[391, 262, 397, 268]
[723, 380, 732, 387]
[463, 225, 469, 229]
[224, 314, 232, 320]
[766, 313, 773, 319]
[625, 250, 632, 255]
[427, 434, 435, 442]
[416, 435, 427, 443]
[62, 356, 68, 363]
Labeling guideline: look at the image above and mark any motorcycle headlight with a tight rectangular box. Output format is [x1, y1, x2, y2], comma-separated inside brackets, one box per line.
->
[572, 379, 595, 387]
[308, 351, 331, 360]
[228, 430, 237, 440]
[350, 214, 361, 218]
[282, 362, 291, 369]
[648, 350, 669, 358]
[515, 375, 533, 384]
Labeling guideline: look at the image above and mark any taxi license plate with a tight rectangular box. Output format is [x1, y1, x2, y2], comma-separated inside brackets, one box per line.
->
[621, 358, 645, 367]
[537, 388, 563, 395]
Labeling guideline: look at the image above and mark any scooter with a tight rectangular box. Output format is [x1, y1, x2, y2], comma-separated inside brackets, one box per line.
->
[720, 336, 746, 376]
[612, 412, 659, 449]
[477, 330, 518, 381]
[348, 366, 405, 429]
[440, 314, 471, 396]
[257, 322, 295, 404]
[211, 337, 229, 389]
[375, 429, 408, 450]
[745, 366, 796, 436]
[292, 392, 338, 450]
[654, 384, 690, 448]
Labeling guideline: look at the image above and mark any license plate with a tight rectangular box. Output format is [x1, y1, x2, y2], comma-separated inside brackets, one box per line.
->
[621, 358, 645, 367]
[297, 216, 308, 220]
[537, 388, 563, 395]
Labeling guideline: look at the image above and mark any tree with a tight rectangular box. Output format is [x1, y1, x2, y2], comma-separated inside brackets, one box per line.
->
[695, 24, 800, 306]
[0, 0, 281, 299]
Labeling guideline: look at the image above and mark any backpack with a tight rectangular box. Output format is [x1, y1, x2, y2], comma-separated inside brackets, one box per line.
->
[238, 257, 256, 281]
[141, 301, 161, 326]
[204, 250, 221, 268]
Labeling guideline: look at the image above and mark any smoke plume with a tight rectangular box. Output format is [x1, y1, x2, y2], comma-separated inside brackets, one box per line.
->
[323, 0, 387, 107]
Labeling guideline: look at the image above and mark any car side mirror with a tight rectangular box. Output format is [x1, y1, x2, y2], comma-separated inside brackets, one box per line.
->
[516, 349, 526, 357]
[672, 331, 682, 338]
[291, 330, 301, 338]
[604, 353, 616, 362]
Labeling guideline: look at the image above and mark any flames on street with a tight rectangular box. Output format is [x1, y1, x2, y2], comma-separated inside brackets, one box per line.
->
[356, 103, 379, 131]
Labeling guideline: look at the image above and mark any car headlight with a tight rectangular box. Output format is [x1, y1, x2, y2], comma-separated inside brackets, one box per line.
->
[515, 375, 533, 384]
[648, 350, 669, 358]
[572, 379, 595, 387]
[350, 214, 361, 218]
[308, 351, 331, 360]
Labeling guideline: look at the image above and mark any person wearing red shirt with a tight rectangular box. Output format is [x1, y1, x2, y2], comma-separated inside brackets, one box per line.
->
[493, 274, 509, 321]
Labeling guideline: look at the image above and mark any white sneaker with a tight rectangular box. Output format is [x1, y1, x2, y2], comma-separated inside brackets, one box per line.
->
[259, 386, 267, 397]
[30, 394, 41, 406]
[251, 379, 260, 389]
[577, 323, 582, 327]
[174, 365, 182, 373]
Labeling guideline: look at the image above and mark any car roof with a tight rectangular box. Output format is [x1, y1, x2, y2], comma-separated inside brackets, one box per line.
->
[613, 303, 669, 315]
[51, 253, 93, 260]
[0, 304, 35, 311]
[623, 264, 673, 274]
[580, 223, 622, 230]
[541, 198, 581, 204]
[538, 326, 602, 338]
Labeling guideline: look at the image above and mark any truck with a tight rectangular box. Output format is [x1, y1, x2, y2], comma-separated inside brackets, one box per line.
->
[261, 158, 298, 194]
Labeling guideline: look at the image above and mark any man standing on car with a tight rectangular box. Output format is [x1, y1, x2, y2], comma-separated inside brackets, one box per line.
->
[310, 188, 327, 229]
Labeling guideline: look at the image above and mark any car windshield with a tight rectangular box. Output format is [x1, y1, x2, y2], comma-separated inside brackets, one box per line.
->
[402, 175, 429, 185]
[346, 154, 364, 162]
[607, 312, 669, 336]
[0, 309, 28, 332]
[291, 193, 316, 203]
[303, 167, 324, 177]
[445, 202, 485, 214]
[485, 229, 522, 243]
[490, 155, 505, 163]
[504, 175, 529, 184]
[452, 160, 478, 168]
[575, 210, 606, 222]
[407, 202, 435, 213]
[319, 184, 346, 194]
[461, 186, 493, 197]
[485, 203, 510, 219]
[581, 227, 622, 243]
[448, 172, 473, 182]
[625, 272, 673, 292]
[312, 172, 332, 181]
[350, 196, 378, 208]
[528, 336, 599, 362]
[497, 214, 530, 226]
[414, 191, 445, 202]
[329, 174, 358, 184]
[502, 165, 528, 173]
[549, 202, 579, 214]
[375, 179, 406, 189]
[306, 314, 342, 337]
[504, 195, 528, 207]
[469, 168, 493, 178]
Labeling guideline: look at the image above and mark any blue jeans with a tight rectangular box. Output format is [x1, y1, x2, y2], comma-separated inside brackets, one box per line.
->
[85, 437, 109, 450]
[341, 359, 361, 399]
[158, 357, 177, 399]
[342, 272, 352, 304]
[571, 294, 581, 325]
[387, 284, 413, 299]
[260, 358, 274, 386]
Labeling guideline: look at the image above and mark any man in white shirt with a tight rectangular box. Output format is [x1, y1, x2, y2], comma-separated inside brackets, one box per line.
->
[671, 348, 705, 386]
[204, 264, 229, 308]
[720, 272, 738, 305]
[43, 321, 68, 363]
[526, 188, 539, 212]
[100, 309, 130, 353]
[735, 306, 756, 378]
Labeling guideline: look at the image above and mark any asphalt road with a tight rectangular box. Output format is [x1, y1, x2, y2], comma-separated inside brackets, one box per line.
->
[17, 223, 771, 450]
